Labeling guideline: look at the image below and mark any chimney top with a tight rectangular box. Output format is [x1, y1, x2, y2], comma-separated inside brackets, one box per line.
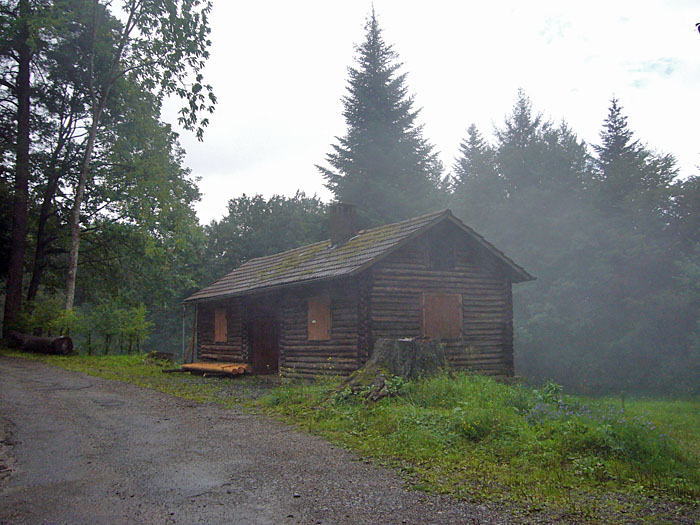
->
[329, 202, 358, 245]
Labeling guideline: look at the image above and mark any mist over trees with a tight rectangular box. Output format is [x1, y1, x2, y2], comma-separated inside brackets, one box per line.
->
[1, 6, 698, 394]
[450, 93, 699, 394]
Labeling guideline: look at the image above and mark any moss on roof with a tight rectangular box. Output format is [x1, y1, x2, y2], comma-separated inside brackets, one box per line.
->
[255, 241, 330, 280]
[184, 209, 532, 303]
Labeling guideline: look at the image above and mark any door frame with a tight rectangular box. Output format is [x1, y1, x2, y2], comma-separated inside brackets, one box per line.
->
[247, 298, 280, 374]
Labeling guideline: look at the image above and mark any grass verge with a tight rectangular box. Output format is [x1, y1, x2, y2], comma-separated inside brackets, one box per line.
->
[255, 373, 700, 522]
[3, 349, 699, 522]
[0, 349, 274, 406]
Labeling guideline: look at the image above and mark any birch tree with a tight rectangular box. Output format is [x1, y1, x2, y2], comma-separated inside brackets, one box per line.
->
[63, 0, 216, 310]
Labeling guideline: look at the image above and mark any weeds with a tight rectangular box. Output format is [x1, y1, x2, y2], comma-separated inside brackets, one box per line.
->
[256, 371, 700, 519]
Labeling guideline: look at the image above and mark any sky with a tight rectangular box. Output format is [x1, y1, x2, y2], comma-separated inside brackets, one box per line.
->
[161, 0, 700, 225]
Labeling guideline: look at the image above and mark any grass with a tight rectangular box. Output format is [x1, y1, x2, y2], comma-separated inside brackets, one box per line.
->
[3, 348, 699, 522]
[255, 374, 700, 521]
[0, 348, 274, 406]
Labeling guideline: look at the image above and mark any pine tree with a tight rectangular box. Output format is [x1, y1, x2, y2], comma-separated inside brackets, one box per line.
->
[593, 97, 676, 213]
[317, 10, 443, 226]
[450, 124, 504, 230]
[496, 89, 551, 195]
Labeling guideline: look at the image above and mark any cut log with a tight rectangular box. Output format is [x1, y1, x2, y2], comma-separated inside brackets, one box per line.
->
[7, 331, 74, 355]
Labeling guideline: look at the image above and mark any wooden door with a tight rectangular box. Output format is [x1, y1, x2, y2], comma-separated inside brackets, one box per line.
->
[251, 316, 279, 374]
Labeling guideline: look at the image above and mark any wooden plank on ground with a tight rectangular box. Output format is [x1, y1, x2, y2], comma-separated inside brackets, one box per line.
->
[181, 362, 252, 376]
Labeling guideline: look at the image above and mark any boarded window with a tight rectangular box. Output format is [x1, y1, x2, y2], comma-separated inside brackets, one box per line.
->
[307, 295, 331, 341]
[214, 307, 227, 343]
[422, 293, 462, 339]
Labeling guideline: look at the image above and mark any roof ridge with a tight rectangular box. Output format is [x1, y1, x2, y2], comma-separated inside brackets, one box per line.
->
[347, 208, 450, 238]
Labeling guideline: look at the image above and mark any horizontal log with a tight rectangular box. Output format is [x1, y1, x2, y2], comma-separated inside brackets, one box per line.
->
[281, 369, 350, 379]
[283, 352, 358, 361]
[283, 356, 357, 366]
[372, 270, 501, 280]
[282, 340, 358, 348]
[373, 277, 500, 288]
[282, 364, 355, 373]
[7, 331, 74, 355]
[373, 272, 502, 283]
[200, 343, 242, 350]
[283, 344, 358, 352]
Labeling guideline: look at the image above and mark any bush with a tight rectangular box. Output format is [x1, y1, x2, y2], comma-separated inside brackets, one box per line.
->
[14, 295, 153, 355]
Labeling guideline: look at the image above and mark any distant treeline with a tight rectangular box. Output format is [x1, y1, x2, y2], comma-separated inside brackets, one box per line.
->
[2, 6, 698, 394]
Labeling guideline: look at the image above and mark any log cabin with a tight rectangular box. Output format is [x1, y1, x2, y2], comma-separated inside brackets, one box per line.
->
[184, 204, 533, 379]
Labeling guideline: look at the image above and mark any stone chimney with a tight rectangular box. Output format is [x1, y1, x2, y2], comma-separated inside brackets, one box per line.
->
[329, 202, 358, 245]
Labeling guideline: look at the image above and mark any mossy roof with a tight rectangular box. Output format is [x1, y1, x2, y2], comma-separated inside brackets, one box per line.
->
[184, 209, 533, 303]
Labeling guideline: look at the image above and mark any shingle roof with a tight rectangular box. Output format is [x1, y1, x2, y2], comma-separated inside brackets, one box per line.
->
[184, 209, 533, 303]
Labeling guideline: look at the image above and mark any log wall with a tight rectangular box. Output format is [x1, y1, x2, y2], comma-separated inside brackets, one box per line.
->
[193, 221, 516, 377]
[279, 282, 359, 379]
[370, 225, 514, 376]
[196, 298, 247, 362]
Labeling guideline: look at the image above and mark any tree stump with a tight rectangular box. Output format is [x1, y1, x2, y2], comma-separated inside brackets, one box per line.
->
[341, 338, 449, 401]
[7, 331, 74, 355]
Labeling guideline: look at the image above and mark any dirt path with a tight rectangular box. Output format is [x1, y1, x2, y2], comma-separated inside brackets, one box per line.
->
[0, 356, 513, 524]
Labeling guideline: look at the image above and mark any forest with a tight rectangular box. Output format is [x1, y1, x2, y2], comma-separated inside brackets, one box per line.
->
[1, 2, 699, 395]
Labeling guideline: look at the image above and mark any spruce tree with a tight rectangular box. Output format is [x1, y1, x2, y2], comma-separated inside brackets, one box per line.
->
[317, 10, 443, 226]
[450, 124, 504, 230]
[593, 97, 676, 213]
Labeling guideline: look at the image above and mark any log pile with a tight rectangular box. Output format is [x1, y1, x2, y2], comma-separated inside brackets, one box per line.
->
[181, 362, 251, 376]
[7, 331, 74, 355]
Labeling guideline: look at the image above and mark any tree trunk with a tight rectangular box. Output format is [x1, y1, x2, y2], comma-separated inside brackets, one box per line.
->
[7, 331, 74, 355]
[64, 124, 96, 311]
[26, 167, 62, 305]
[64, 0, 110, 311]
[2, 0, 31, 337]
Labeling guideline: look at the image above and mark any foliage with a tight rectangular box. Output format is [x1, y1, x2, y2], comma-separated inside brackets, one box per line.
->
[450, 92, 699, 395]
[61, 0, 216, 309]
[257, 372, 700, 521]
[318, 9, 445, 227]
[0, 0, 209, 348]
[14, 294, 152, 355]
[203, 192, 327, 284]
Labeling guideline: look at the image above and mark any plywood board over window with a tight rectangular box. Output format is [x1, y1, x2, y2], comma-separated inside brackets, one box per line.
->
[422, 293, 462, 339]
[307, 295, 331, 340]
[214, 307, 227, 343]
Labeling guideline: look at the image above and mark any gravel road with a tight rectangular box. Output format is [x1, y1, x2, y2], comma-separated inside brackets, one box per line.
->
[0, 355, 513, 524]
